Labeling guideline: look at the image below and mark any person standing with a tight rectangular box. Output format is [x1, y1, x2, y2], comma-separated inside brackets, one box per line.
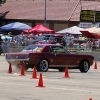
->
[25, 36, 34, 46]
[51, 38, 57, 44]
[91, 40, 96, 50]
[2, 38, 10, 53]
[60, 38, 66, 47]
[8, 32, 13, 37]
[86, 39, 91, 51]
[10, 36, 16, 47]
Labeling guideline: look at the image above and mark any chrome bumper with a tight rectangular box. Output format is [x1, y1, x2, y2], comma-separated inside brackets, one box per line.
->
[6, 58, 29, 62]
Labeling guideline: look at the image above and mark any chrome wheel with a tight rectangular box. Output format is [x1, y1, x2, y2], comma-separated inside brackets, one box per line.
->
[83, 61, 89, 72]
[79, 60, 90, 73]
[37, 59, 49, 72]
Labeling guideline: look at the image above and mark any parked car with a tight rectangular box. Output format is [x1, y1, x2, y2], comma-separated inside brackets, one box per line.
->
[34, 34, 64, 44]
[33, 34, 52, 44]
[5, 44, 94, 72]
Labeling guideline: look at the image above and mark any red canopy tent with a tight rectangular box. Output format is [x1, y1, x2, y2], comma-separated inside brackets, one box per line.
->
[22, 29, 29, 33]
[23, 24, 55, 34]
[80, 27, 100, 39]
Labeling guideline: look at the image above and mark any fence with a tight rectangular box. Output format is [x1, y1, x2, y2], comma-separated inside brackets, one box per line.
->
[0, 41, 100, 54]
[1, 44, 100, 61]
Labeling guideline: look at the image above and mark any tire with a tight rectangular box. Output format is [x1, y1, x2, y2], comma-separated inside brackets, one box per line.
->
[79, 60, 90, 73]
[37, 59, 49, 72]
[59, 67, 66, 72]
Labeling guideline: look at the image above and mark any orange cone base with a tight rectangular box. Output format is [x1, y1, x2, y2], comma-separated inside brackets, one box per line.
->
[63, 76, 70, 78]
[30, 77, 38, 79]
[36, 86, 45, 87]
[20, 74, 26, 76]
[8, 72, 13, 74]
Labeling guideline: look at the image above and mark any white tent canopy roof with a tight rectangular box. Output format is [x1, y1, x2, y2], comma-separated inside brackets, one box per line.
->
[56, 26, 84, 34]
[84, 27, 100, 34]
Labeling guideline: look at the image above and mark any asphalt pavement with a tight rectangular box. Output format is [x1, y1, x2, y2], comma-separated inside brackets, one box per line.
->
[0, 55, 100, 100]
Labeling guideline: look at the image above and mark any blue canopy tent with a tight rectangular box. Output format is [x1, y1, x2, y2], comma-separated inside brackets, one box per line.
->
[0, 22, 31, 30]
[0, 22, 31, 35]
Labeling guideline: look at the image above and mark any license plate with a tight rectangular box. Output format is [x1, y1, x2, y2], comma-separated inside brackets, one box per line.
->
[16, 61, 20, 64]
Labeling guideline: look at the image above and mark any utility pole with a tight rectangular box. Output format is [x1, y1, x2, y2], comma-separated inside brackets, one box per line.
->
[44, 0, 46, 27]
[68, 0, 80, 27]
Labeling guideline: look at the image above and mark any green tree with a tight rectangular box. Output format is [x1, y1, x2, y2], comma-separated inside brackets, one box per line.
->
[0, 0, 6, 4]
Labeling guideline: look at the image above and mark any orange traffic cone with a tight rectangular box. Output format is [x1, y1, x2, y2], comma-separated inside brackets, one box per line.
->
[31, 66, 38, 79]
[94, 62, 98, 69]
[63, 67, 70, 78]
[20, 64, 26, 76]
[89, 98, 92, 100]
[8, 63, 13, 74]
[36, 73, 45, 87]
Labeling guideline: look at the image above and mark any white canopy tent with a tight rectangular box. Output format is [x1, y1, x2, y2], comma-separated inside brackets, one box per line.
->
[56, 26, 84, 35]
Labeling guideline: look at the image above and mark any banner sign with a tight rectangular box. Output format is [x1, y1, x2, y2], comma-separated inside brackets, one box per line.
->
[79, 22, 93, 28]
[80, 10, 95, 22]
[95, 11, 100, 22]
[80, 10, 100, 22]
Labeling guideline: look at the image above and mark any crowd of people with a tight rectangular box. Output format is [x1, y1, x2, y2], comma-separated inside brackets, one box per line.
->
[0, 32, 100, 54]
[0, 32, 35, 54]
[64, 34, 100, 51]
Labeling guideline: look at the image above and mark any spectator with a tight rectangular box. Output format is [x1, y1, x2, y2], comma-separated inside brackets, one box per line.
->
[20, 32, 25, 39]
[82, 43, 87, 50]
[86, 40, 91, 50]
[8, 32, 13, 37]
[77, 43, 83, 50]
[10, 36, 16, 47]
[43, 37, 49, 44]
[79, 35, 82, 40]
[60, 38, 66, 47]
[29, 33, 35, 39]
[2, 38, 10, 53]
[68, 38, 73, 48]
[96, 39, 100, 49]
[17, 36, 22, 48]
[51, 38, 57, 44]
[25, 36, 34, 46]
[91, 40, 96, 50]
[21, 38, 26, 46]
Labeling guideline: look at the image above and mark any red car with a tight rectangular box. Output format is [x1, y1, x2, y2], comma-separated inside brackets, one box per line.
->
[5, 44, 94, 72]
